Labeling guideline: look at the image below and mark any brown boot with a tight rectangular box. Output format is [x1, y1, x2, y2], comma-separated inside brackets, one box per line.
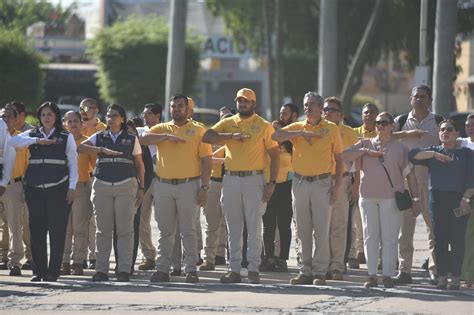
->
[71, 263, 84, 275]
[138, 259, 156, 271]
[364, 276, 378, 288]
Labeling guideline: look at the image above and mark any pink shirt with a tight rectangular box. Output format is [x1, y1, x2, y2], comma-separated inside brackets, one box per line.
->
[352, 138, 411, 199]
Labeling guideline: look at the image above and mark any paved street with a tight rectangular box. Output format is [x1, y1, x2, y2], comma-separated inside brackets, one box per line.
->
[1, 215, 473, 314]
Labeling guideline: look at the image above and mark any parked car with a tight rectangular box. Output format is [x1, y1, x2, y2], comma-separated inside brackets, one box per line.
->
[58, 104, 80, 118]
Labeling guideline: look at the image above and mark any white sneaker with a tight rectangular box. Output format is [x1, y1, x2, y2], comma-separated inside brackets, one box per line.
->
[240, 268, 248, 278]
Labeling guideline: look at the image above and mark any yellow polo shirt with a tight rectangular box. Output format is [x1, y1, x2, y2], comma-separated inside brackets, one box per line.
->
[211, 113, 277, 171]
[335, 124, 358, 174]
[211, 146, 225, 178]
[11, 130, 28, 179]
[264, 146, 292, 183]
[150, 120, 212, 179]
[282, 118, 343, 176]
[76, 135, 95, 182]
[82, 119, 107, 137]
[354, 125, 377, 139]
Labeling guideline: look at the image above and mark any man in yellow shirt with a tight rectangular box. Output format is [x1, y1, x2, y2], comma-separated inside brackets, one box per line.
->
[79, 98, 106, 270]
[349, 103, 379, 269]
[0, 107, 29, 275]
[273, 92, 343, 286]
[141, 94, 212, 284]
[322, 97, 358, 280]
[203, 88, 279, 284]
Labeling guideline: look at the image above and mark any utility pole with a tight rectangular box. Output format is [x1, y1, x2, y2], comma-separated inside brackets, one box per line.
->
[164, 0, 188, 121]
[413, 0, 430, 87]
[318, 0, 338, 98]
[432, 0, 457, 116]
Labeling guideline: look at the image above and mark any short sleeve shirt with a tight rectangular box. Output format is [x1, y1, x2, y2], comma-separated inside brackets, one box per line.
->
[210, 114, 277, 171]
[150, 120, 212, 179]
[282, 118, 343, 176]
[338, 124, 359, 173]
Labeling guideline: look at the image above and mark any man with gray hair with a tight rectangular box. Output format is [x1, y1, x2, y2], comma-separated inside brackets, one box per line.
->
[272, 92, 343, 286]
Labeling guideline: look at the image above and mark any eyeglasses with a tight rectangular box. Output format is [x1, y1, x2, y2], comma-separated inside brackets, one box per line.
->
[322, 107, 340, 113]
[440, 127, 454, 132]
[106, 114, 120, 119]
[80, 106, 97, 112]
[375, 120, 391, 127]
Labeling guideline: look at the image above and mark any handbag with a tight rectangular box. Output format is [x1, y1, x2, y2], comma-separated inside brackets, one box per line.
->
[379, 158, 412, 211]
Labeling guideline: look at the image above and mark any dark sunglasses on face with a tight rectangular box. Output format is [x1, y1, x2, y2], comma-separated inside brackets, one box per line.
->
[323, 107, 340, 113]
[80, 105, 96, 112]
[440, 127, 454, 132]
[375, 120, 391, 127]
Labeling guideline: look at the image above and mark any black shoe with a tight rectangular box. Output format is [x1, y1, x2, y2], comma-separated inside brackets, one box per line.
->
[185, 271, 199, 283]
[215, 255, 226, 265]
[92, 272, 109, 282]
[196, 254, 203, 266]
[274, 259, 288, 272]
[117, 272, 130, 282]
[31, 275, 42, 282]
[22, 260, 33, 270]
[259, 258, 276, 272]
[421, 258, 429, 271]
[170, 268, 182, 276]
[45, 275, 58, 282]
[393, 272, 412, 285]
[9, 266, 22, 276]
[150, 271, 170, 282]
[83, 260, 88, 269]
[0, 260, 8, 270]
[88, 259, 96, 269]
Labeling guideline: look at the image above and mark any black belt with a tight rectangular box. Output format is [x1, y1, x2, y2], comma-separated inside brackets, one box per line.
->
[294, 172, 331, 182]
[225, 170, 263, 177]
[211, 177, 223, 183]
[156, 175, 200, 185]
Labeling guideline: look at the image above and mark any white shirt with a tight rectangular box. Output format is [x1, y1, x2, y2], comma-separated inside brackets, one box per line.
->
[87, 130, 142, 155]
[458, 137, 474, 150]
[0, 119, 16, 187]
[9, 127, 78, 189]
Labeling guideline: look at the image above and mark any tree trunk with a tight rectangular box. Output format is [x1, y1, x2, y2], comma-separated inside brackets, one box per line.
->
[340, 0, 383, 118]
[318, 0, 338, 98]
[165, 0, 187, 121]
[432, 0, 458, 116]
[263, 0, 275, 119]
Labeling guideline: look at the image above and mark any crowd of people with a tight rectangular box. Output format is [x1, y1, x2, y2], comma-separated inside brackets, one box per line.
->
[0, 85, 473, 290]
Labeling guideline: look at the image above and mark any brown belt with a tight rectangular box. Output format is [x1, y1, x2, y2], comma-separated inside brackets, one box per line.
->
[294, 172, 331, 182]
[225, 170, 263, 177]
[156, 175, 200, 185]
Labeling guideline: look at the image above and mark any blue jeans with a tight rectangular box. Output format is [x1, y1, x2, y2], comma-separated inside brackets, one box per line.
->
[429, 190, 469, 277]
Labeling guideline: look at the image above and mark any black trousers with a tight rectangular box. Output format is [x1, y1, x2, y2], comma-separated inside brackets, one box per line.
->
[262, 180, 293, 260]
[25, 181, 71, 279]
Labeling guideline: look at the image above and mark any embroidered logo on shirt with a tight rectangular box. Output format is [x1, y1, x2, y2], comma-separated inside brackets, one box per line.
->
[250, 125, 261, 133]
[186, 129, 196, 136]
[121, 139, 132, 145]
[318, 128, 329, 137]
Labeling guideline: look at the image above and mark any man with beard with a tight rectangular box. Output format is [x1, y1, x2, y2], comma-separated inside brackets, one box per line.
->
[203, 88, 279, 284]
[141, 94, 212, 283]
[272, 92, 343, 286]
[322, 97, 358, 280]
[79, 98, 106, 270]
[261, 103, 298, 272]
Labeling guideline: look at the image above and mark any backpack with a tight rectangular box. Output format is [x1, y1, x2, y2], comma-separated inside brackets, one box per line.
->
[397, 113, 444, 131]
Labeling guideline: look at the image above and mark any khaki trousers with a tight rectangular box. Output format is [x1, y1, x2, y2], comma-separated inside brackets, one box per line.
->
[202, 180, 224, 264]
[216, 218, 227, 257]
[221, 174, 266, 273]
[170, 205, 202, 269]
[0, 182, 28, 267]
[63, 181, 93, 264]
[348, 204, 364, 259]
[139, 178, 157, 261]
[154, 180, 199, 273]
[329, 176, 351, 271]
[0, 218, 8, 261]
[292, 176, 332, 276]
[398, 182, 436, 273]
[92, 178, 138, 274]
[88, 214, 96, 261]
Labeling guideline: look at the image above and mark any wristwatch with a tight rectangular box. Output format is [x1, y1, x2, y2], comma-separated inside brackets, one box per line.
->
[412, 197, 420, 202]
[267, 180, 277, 185]
[462, 197, 471, 203]
[201, 185, 209, 191]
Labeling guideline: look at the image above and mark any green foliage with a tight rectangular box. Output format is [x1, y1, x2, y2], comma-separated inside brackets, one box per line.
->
[25, 115, 38, 127]
[351, 93, 382, 110]
[0, 27, 44, 109]
[87, 15, 201, 111]
[0, 0, 76, 33]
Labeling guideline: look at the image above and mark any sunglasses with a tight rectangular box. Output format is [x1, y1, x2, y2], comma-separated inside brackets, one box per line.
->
[80, 105, 97, 112]
[440, 127, 454, 132]
[375, 120, 391, 127]
[323, 107, 340, 113]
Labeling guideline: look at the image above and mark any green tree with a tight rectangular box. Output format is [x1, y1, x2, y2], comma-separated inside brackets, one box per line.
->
[87, 15, 201, 111]
[0, 27, 44, 108]
[0, 0, 76, 33]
